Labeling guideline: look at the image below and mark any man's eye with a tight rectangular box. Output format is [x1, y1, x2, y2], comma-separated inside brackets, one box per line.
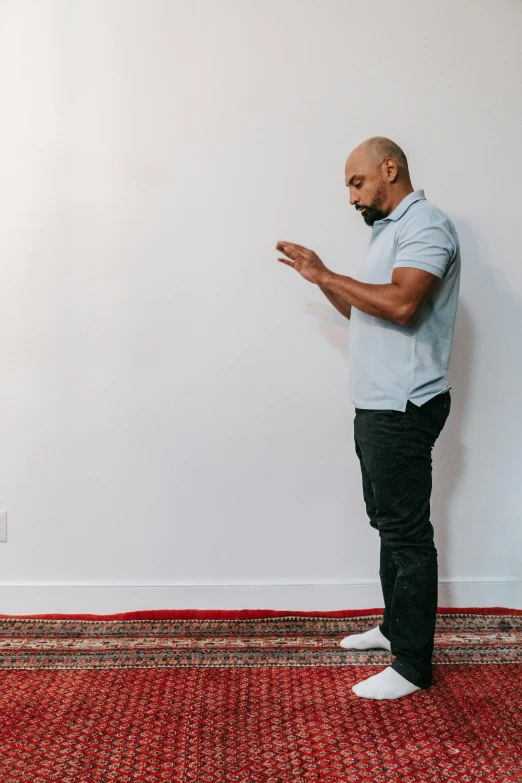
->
[355, 183, 362, 188]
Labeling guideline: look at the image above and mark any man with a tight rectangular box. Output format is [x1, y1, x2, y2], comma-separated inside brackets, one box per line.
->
[275, 136, 460, 700]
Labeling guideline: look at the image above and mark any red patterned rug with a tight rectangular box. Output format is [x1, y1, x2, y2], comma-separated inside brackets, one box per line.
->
[0, 607, 520, 782]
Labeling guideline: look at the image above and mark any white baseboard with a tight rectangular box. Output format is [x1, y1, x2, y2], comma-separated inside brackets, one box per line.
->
[0, 578, 520, 615]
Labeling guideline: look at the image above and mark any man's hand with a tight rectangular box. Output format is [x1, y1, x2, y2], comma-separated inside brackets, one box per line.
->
[275, 241, 329, 285]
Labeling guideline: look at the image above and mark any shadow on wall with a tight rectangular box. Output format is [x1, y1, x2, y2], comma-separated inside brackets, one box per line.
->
[440, 217, 522, 586]
[302, 297, 350, 360]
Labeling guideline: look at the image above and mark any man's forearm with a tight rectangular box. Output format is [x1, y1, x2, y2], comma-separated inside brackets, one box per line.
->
[320, 269, 404, 324]
[318, 285, 352, 320]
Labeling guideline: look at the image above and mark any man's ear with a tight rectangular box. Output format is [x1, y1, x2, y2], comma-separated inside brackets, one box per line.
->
[384, 158, 399, 183]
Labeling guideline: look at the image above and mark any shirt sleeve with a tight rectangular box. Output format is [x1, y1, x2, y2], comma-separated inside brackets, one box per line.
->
[393, 209, 457, 280]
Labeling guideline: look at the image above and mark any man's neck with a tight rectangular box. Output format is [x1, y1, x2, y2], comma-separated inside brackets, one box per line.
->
[385, 185, 414, 216]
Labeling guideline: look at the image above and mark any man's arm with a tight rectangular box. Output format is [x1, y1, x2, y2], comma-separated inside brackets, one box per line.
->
[319, 267, 441, 326]
[318, 284, 352, 320]
[275, 238, 445, 325]
[319, 270, 405, 324]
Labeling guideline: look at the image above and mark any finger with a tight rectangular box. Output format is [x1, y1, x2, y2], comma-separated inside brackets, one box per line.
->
[277, 257, 295, 267]
[276, 241, 308, 253]
[275, 241, 294, 255]
[277, 245, 301, 261]
[280, 245, 308, 261]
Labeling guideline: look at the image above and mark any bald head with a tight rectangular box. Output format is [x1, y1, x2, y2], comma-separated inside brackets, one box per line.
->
[361, 136, 409, 174]
[345, 136, 413, 226]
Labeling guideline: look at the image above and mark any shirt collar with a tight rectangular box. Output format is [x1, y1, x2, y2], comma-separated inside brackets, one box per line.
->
[377, 188, 426, 223]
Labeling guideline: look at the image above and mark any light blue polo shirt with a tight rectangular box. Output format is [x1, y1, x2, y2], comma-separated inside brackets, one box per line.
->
[348, 189, 460, 411]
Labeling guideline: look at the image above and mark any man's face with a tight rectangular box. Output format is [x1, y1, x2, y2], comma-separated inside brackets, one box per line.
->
[345, 156, 389, 226]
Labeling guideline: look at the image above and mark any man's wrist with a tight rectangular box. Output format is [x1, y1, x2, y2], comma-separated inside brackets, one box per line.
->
[319, 268, 337, 288]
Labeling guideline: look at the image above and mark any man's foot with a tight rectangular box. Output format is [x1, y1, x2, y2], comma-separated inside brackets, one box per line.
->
[339, 625, 391, 651]
[352, 666, 422, 699]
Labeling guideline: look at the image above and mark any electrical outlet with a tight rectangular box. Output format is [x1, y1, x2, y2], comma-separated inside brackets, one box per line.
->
[0, 511, 7, 541]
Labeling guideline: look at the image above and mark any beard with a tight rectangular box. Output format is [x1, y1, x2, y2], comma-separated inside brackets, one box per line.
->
[356, 203, 389, 226]
[356, 183, 389, 226]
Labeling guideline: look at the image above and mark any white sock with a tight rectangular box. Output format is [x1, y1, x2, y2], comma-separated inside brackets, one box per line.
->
[352, 666, 421, 700]
[339, 625, 391, 651]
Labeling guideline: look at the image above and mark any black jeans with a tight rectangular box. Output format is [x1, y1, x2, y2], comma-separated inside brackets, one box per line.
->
[353, 390, 451, 688]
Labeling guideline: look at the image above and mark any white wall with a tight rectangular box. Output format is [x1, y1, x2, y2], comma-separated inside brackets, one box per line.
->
[0, 0, 520, 614]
